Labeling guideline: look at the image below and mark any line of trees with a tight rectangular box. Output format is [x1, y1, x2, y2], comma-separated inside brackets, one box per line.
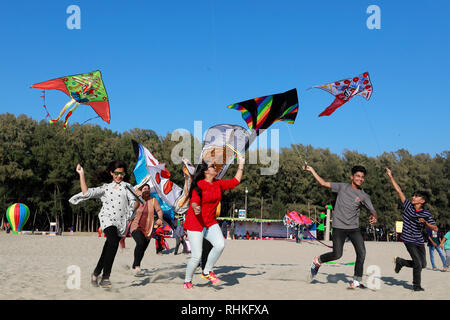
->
[1, 113, 449, 233]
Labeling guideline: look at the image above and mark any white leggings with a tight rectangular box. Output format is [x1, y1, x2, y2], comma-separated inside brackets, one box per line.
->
[185, 223, 225, 282]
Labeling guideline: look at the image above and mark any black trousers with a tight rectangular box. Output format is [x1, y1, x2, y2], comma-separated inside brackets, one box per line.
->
[398, 243, 426, 287]
[319, 228, 366, 281]
[174, 237, 188, 254]
[94, 226, 121, 279]
[132, 230, 151, 269]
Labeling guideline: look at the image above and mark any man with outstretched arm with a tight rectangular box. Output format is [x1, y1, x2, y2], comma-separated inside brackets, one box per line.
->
[303, 165, 378, 289]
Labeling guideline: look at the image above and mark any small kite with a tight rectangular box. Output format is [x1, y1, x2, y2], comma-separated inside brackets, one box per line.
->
[31, 70, 110, 129]
[227, 88, 299, 149]
[283, 211, 333, 248]
[311, 72, 373, 117]
[283, 211, 313, 228]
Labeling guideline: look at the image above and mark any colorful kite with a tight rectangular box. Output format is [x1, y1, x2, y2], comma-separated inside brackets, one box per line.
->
[132, 140, 194, 221]
[227, 88, 299, 141]
[283, 211, 313, 229]
[199, 124, 250, 180]
[311, 72, 373, 117]
[31, 70, 110, 129]
[283, 211, 333, 248]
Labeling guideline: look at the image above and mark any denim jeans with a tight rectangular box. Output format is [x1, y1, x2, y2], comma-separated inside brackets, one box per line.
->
[319, 228, 366, 282]
[398, 243, 426, 287]
[428, 245, 446, 268]
[185, 224, 225, 282]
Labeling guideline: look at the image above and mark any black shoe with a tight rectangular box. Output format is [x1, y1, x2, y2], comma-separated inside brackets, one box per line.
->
[99, 277, 112, 288]
[413, 286, 425, 292]
[394, 257, 402, 273]
[91, 273, 99, 287]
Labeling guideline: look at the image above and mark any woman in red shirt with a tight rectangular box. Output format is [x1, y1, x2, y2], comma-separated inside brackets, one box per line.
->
[183, 156, 244, 289]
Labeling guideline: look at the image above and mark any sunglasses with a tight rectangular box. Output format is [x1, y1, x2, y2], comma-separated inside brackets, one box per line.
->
[113, 171, 126, 177]
[208, 164, 216, 169]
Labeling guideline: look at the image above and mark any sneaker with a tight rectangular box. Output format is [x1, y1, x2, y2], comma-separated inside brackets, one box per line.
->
[91, 273, 99, 287]
[443, 267, 448, 272]
[348, 280, 366, 289]
[394, 257, 402, 274]
[201, 272, 221, 284]
[133, 267, 145, 277]
[308, 256, 321, 282]
[183, 282, 194, 289]
[413, 285, 425, 292]
[99, 277, 112, 288]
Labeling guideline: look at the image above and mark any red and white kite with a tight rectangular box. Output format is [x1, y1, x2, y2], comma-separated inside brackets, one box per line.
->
[312, 72, 373, 117]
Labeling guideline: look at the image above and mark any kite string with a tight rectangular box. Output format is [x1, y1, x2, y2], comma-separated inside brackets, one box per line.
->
[361, 103, 383, 156]
[287, 223, 333, 249]
[286, 125, 308, 166]
[80, 115, 101, 125]
[304, 228, 333, 249]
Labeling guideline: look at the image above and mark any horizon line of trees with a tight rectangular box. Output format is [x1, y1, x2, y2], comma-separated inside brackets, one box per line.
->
[1, 113, 449, 233]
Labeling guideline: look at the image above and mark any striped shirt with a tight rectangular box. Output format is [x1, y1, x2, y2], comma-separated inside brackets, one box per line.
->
[401, 199, 436, 246]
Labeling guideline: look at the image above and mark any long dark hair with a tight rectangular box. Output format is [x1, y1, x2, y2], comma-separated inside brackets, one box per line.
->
[93, 160, 130, 184]
[187, 161, 209, 201]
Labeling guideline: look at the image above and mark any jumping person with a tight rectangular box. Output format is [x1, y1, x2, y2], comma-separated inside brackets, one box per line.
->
[69, 161, 136, 288]
[130, 183, 164, 276]
[303, 165, 378, 289]
[386, 168, 438, 291]
[183, 156, 244, 289]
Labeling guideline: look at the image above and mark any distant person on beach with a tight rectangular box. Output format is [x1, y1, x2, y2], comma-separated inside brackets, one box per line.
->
[130, 183, 164, 275]
[154, 224, 166, 254]
[69, 161, 136, 289]
[426, 227, 446, 270]
[439, 231, 450, 272]
[303, 165, 378, 289]
[182, 156, 244, 289]
[386, 168, 437, 291]
[173, 219, 189, 255]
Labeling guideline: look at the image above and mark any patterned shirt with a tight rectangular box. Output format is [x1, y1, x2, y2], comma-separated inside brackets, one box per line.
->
[69, 181, 136, 236]
[401, 199, 436, 246]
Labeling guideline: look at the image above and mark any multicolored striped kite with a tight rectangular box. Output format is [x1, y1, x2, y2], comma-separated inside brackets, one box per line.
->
[227, 88, 299, 134]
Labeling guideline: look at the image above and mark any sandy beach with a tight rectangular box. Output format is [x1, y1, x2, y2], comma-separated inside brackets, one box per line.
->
[0, 232, 448, 301]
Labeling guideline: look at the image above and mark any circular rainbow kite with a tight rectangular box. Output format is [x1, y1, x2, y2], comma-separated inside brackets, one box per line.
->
[6, 203, 30, 234]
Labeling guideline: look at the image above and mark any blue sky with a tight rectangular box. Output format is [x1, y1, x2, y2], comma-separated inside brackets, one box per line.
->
[1, 0, 449, 157]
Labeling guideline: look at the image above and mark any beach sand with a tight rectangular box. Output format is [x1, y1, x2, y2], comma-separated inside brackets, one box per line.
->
[0, 232, 448, 300]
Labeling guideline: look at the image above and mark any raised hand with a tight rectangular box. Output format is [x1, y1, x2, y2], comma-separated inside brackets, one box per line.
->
[76, 164, 84, 176]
